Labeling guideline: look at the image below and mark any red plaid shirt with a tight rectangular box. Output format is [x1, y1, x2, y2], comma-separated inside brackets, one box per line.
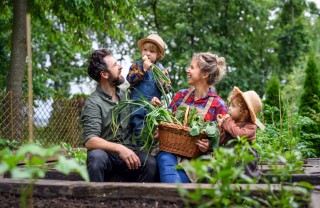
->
[169, 88, 228, 122]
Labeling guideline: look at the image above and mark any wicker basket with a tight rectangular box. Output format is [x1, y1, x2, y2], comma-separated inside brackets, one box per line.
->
[157, 106, 208, 158]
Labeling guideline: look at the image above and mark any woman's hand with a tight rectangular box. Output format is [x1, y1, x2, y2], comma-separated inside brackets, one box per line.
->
[151, 97, 162, 107]
[154, 128, 159, 141]
[196, 138, 210, 153]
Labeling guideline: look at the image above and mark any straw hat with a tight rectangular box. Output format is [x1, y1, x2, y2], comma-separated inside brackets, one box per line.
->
[137, 34, 165, 59]
[228, 86, 265, 130]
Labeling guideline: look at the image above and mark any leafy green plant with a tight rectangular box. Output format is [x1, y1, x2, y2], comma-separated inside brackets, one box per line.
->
[178, 138, 313, 208]
[0, 143, 89, 208]
[258, 101, 318, 160]
[176, 106, 220, 149]
[148, 61, 172, 108]
[112, 95, 178, 152]
[61, 142, 87, 165]
[0, 138, 21, 150]
[264, 73, 283, 124]
[178, 138, 260, 207]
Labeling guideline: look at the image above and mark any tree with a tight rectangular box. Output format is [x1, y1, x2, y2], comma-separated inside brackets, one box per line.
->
[126, 0, 279, 98]
[2, 0, 140, 141]
[6, 0, 27, 97]
[299, 53, 320, 116]
[264, 73, 283, 124]
[0, 2, 11, 90]
[275, 0, 309, 77]
[3, 0, 140, 98]
[4, 0, 27, 141]
[299, 52, 320, 156]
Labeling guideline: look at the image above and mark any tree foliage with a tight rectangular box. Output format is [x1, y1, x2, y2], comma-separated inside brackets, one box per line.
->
[299, 53, 320, 156]
[299, 53, 320, 116]
[264, 73, 283, 123]
[1, 0, 319, 100]
[1, 0, 140, 99]
[125, 0, 278, 98]
[275, 0, 309, 77]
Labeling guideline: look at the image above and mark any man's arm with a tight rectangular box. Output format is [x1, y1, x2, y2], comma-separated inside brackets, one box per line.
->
[84, 136, 121, 152]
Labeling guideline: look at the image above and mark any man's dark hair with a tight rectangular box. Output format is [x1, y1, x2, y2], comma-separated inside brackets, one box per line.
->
[88, 49, 112, 81]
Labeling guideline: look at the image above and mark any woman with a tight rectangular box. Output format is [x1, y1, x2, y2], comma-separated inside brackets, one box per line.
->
[153, 52, 228, 183]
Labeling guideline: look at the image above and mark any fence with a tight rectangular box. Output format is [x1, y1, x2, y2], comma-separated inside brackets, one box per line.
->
[0, 91, 84, 147]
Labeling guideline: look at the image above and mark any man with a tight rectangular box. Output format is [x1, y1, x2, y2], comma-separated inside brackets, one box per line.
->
[82, 48, 158, 182]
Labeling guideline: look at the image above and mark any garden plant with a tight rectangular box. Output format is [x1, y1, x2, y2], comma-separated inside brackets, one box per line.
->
[0, 143, 89, 208]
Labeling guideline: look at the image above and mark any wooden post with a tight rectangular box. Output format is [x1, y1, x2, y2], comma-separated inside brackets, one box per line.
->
[26, 13, 33, 142]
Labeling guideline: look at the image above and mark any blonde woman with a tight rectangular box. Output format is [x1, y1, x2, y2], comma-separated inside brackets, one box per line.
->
[153, 52, 228, 183]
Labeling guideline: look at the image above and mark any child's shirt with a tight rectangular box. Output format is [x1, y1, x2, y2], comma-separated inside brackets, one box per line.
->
[126, 60, 170, 101]
[219, 117, 257, 145]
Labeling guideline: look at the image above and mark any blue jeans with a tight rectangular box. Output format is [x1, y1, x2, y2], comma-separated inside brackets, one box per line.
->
[130, 107, 148, 147]
[157, 151, 190, 183]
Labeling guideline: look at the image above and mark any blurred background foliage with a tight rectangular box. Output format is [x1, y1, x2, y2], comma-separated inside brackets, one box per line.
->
[0, 0, 320, 154]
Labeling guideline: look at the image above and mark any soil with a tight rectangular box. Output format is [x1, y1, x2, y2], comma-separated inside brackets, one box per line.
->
[1, 192, 185, 208]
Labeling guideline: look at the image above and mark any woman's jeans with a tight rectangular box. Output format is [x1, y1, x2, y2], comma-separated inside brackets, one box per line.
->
[157, 151, 190, 183]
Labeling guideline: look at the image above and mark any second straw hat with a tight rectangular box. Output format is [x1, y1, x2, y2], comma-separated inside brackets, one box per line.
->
[137, 34, 165, 59]
[228, 86, 265, 130]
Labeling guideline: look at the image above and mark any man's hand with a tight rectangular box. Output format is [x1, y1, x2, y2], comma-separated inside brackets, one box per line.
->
[117, 144, 141, 170]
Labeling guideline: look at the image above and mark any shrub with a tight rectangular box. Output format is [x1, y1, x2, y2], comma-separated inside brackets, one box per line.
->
[264, 73, 283, 124]
[299, 53, 320, 156]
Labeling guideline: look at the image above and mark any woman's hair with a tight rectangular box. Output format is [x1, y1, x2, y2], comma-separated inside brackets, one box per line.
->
[230, 94, 251, 121]
[143, 42, 162, 60]
[192, 52, 227, 85]
[87, 48, 112, 81]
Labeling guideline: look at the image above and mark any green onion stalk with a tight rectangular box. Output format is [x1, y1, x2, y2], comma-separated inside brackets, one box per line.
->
[111, 89, 180, 153]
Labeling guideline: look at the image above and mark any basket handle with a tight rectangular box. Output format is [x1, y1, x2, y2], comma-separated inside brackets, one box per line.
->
[183, 105, 190, 126]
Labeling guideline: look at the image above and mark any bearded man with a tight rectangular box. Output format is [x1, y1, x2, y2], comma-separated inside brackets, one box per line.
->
[81, 49, 158, 182]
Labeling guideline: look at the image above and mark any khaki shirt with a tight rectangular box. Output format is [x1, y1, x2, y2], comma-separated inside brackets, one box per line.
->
[81, 85, 136, 150]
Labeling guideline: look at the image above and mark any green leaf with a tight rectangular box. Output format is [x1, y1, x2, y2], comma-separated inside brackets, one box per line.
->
[189, 125, 200, 136]
[0, 163, 9, 174]
[55, 156, 89, 182]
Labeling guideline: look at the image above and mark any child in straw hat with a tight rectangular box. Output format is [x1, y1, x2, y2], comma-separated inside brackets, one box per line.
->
[217, 86, 265, 179]
[127, 34, 171, 147]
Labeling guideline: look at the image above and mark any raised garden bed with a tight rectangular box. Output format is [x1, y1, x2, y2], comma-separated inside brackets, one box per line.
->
[0, 178, 319, 208]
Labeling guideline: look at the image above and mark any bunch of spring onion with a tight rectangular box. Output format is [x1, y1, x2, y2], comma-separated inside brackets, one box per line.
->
[111, 91, 180, 152]
[143, 55, 172, 107]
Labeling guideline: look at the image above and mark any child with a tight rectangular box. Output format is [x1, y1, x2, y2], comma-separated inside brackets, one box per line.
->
[217, 86, 265, 179]
[127, 34, 171, 147]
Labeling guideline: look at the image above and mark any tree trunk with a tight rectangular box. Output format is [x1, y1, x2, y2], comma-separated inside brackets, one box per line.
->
[6, 0, 28, 141]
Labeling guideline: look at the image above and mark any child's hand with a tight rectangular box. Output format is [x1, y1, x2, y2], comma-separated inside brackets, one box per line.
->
[142, 56, 152, 71]
[150, 97, 162, 107]
[217, 114, 229, 126]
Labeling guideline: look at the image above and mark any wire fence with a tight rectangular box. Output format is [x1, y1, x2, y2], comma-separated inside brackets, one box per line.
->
[0, 91, 84, 147]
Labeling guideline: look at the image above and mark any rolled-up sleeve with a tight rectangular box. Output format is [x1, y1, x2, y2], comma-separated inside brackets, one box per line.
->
[126, 62, 146, 86]
[221, 118, 257, 141]
[81, 100, 102, 145]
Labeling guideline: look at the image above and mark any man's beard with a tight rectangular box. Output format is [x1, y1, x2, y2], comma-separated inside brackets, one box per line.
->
[111, 76, 125, 86]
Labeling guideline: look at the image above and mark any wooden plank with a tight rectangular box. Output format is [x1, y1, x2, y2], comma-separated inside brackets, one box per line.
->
[261, 174, 320, 185]
[0, 179, 318, 207]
